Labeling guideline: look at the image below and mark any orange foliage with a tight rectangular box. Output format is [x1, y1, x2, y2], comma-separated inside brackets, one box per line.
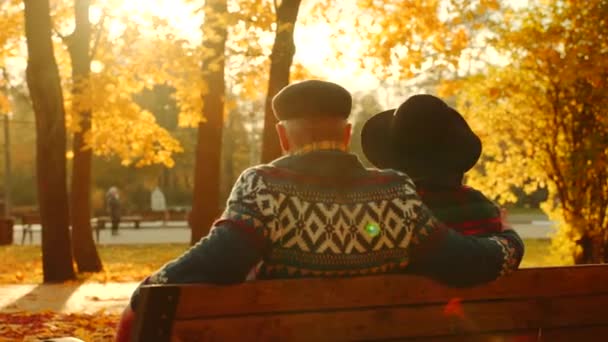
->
[0, 244, 187, 284]
[0, 311, 119, 341]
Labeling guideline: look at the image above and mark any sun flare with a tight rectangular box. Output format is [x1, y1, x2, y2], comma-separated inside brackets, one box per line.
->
[93, 0, 201, 39]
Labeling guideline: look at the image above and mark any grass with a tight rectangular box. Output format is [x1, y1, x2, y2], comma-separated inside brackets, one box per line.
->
[0, 239, 563, 284]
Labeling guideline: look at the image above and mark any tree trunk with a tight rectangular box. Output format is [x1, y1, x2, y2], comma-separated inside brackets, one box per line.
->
[575, 233, 605, 264]
[223, 114, 235, 195]
[67, 0, 102, 272]
[189, 0, 228, 244]
[604, 234, 608, 263]
[260, 0, 302, 163]
[24, 0, 75, 282]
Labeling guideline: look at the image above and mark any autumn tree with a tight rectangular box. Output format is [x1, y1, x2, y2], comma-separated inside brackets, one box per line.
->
[0, 0, 22, 115]
[458, 0, 608, 264]
[24, 0, 75, 282]
[311, 0, 501, 91]
[189, 0, 229, 243]
[63, 0, 102, 273]
[48, 0, 184, 271]
[60, 15, 183, 168]
[260, 0, 302, 163]
[0, 2, 23, 216]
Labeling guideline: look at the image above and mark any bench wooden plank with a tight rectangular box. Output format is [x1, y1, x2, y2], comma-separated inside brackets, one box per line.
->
[146, 265, 608, 320]
[21, 214, 41, 225]
[94, 216, 143, 229]
[167, 294, 608, 341]
[410, 325, 608, 342]
[133, 266, 608, 341]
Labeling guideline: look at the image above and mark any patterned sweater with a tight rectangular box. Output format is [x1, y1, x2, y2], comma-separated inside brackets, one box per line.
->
[129, 151, 524, 309]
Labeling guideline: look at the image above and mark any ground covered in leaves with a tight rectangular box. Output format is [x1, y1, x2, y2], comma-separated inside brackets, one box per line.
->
[0, 311, 119, 341]
[0, 244, 188, 284]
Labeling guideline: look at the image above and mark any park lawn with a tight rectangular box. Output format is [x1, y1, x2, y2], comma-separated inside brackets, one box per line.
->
[0, 239, 561, 284]
[0, 244, 189, 284]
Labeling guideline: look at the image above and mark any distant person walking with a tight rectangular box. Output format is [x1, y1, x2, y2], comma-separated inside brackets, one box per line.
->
[106, 186, 121, 235]
[150, 186, 168, 223]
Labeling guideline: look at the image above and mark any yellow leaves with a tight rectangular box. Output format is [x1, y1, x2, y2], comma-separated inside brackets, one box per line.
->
[432, 35, 445, 52]
[457, 0, 608, 263]
[0, 93, 10, 114]
[53, 14, 192, 168]
[436, 79, 463, 97]
[587, 74, 605, 88]
[0, 0, 23, 59]
[480, 0, 500, 11]
[290, 62, 315, 82]
[488, 87, 500, 99]
[1, 244, 187, 284]
[0, 311, 120, 341]
[451, 28, 469, 53]
[88, 107, 183, 168]
[350, 0, 502, 81]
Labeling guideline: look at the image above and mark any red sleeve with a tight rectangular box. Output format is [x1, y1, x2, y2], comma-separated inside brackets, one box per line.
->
[115, 306, 135, 342]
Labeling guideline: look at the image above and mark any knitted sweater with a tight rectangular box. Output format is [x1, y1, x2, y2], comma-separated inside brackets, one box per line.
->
[130, 151, 524, 309]
[417, 182, 503, 236]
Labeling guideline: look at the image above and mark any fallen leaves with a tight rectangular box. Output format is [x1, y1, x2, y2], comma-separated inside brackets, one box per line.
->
[0, 244, 187, 284]
[0, 311, 119, 341]
[0, 245, 184, 341]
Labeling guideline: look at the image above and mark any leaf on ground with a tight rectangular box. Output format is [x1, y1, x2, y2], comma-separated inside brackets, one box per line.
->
[0, 244, 188, 284]
[0, 311, 119, 342]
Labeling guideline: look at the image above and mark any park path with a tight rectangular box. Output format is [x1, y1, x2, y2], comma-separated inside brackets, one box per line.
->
[0, 282, 136, 314]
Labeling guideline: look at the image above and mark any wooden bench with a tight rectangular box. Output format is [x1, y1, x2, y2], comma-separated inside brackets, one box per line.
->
[132, 265, 608, 341]
[140, 210, 167, 222]
[94, 211, 187, 230]
[20, 213, 41, 245]
[139, 210, 188, 222]
[20, 213, 110, 244]
[94, 215, 144, 230]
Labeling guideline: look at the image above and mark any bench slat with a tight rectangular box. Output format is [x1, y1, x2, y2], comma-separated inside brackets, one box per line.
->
[410, 325, 608, 342]
[168, 294, 608, 341]
[157, 265, 608, 319]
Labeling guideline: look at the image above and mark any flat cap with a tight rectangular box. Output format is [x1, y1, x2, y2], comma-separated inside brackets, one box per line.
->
[272, 80, 352, 121]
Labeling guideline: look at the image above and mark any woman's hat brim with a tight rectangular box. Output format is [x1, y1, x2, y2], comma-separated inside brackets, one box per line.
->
[360, 106, 482, 176]
[361, 109, 399, 170]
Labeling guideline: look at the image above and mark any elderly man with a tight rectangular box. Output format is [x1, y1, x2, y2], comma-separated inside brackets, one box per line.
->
[116, 81, 524, 340]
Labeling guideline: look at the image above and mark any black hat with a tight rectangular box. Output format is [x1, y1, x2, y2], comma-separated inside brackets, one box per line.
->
[272, 80, 352, 121]
[361, 94, 481, 178]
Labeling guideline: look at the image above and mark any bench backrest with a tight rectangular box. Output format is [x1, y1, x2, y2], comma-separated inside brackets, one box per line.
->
[132, 265, 608, 341]
[139, 210, 187, 221]
[20, 213, 41, 225]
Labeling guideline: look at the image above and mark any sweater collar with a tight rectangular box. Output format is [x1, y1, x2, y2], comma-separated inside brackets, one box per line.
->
[271, 150, 366, 177]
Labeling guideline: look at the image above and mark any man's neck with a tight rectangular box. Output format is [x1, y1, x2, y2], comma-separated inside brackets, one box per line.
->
[289, 140, 348, 156]
[413, 174, 464, 189]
